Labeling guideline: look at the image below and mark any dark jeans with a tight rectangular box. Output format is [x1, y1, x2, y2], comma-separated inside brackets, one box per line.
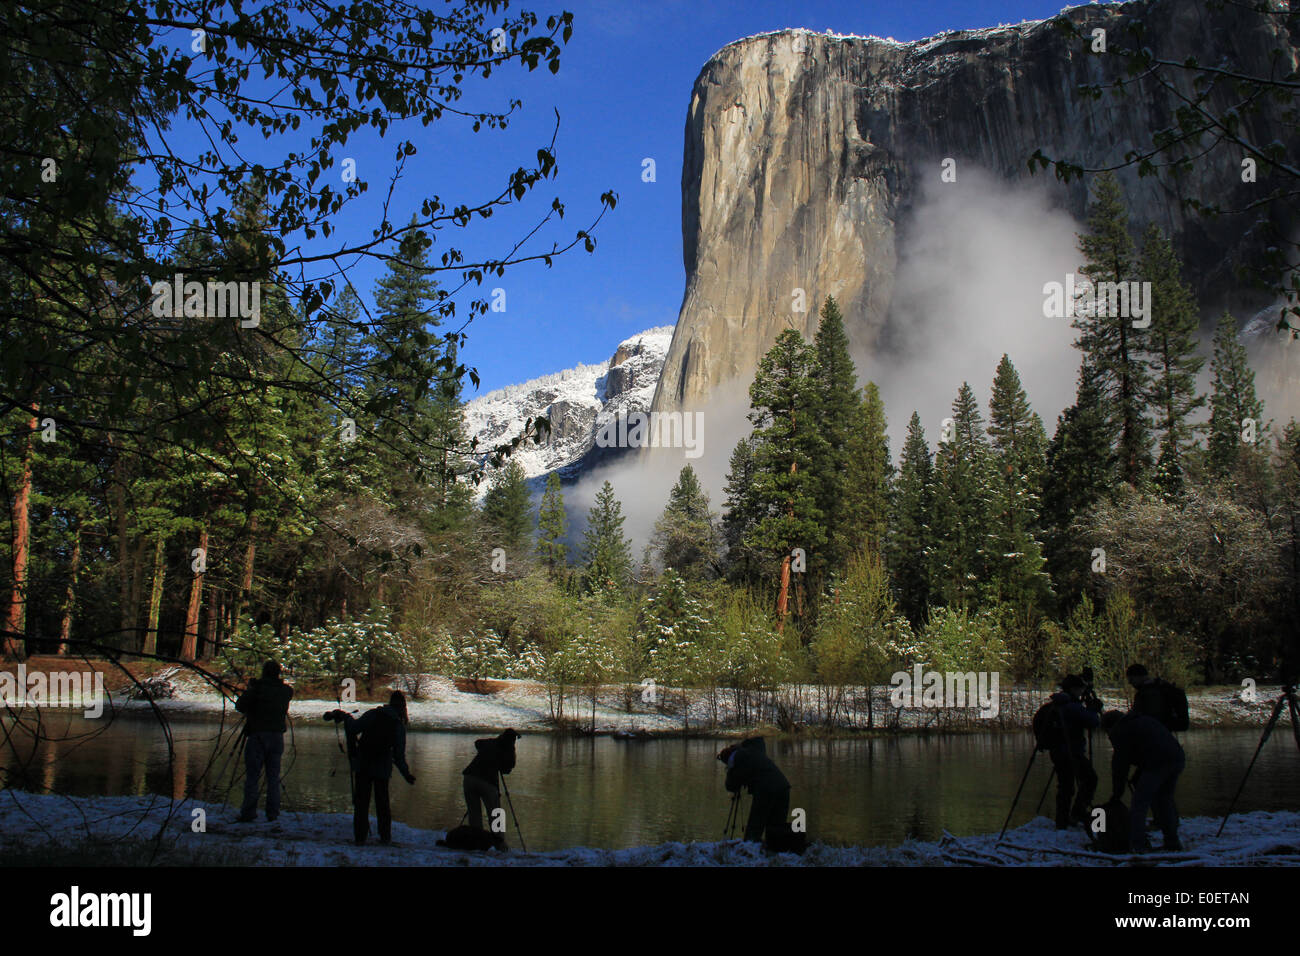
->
[744, 788, 790, 843]
[241, 731, 284, 819]
[354, 773, 391, 844]
[1130, 751, 1185, 850]
[464, 775, 501, 832]
[1050, 749, 1097, 827]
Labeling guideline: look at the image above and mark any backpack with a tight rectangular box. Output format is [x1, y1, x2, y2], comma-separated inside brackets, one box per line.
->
[438, 825, 507, 852]
[1135, 679, 1190, 732]
[357, 708, 398, 761]
[1092, 798, 1131, 854]
[1031, 699, 1067, 752]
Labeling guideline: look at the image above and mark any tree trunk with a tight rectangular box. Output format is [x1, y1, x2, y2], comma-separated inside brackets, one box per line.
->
[202, 584, 219, 659]
[128, 536, 147, 646]
[112, 434, 132, 638]
[775, 454, 798, 630]
[144, 535, 166, 656]
[235, 513, 257, 625]
[2, 409, 37, 657]
[181, 528, 207, 661]
[56, 523, 82, 655]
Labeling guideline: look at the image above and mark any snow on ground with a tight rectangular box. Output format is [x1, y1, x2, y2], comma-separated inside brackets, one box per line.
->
[112, 671, 1285, 736]
[1, 791, 1297, 867]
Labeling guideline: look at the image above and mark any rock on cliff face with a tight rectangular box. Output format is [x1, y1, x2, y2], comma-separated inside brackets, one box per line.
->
[463, 326, 675, 493]
[653, 0, 1300, 412]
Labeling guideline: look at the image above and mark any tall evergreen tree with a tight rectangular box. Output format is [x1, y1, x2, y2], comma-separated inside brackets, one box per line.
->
[1042, 362, 1115, 601]
[812, 295, 859, 574]
[536, 472, 568, 574]
[988, 354, 1048, 487]
[929, 383, 997, 609]
[370, 220, 471, 527]
[889, 411, 934, 625]
[1043, 363, 1115, 534]
[481, 460, 532, 551]
[582, 480, 632, 593]
[1207, 311, 1266, 478]
[721, 437, 762, 584]
[647, 465, 718, 579]
[986, 356, 1052, 610]
[1139, 226, 1205, 492]
[745, 328, 829, 626]
[1075, 172, 1152, 486]
[844, 382, 893, 556]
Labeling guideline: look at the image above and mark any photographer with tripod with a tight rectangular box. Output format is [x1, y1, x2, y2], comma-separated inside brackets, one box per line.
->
[719, 737, 791, 845]
[1042, 673, 1102, 830]
[323, 690, 416, 846]
[462, 728, 521, 850]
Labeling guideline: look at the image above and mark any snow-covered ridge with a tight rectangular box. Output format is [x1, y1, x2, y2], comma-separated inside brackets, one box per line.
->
[699, 1, 1131, 70]
[463, 326, 675, 490]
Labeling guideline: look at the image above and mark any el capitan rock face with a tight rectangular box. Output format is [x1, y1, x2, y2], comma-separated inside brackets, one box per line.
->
[653, 0, 1300, 412]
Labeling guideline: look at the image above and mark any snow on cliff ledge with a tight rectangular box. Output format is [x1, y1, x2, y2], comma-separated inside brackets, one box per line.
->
[464, 326, 674, 491]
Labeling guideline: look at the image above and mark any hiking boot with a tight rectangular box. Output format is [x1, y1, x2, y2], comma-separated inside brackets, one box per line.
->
[1163, 838, 1183, 852]
[266, 813, 278, 823]
[235, 812, 257, 823]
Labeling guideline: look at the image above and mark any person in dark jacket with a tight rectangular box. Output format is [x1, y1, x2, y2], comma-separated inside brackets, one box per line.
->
[234, 660, 293, 822]
[326, 691, 416, 845]
[720, 737, 791, 843]
[1047, 674, 1102, 830]
[1126, 663, 1189, 732]
[462, 729, 519, 839]
[1102, 708, 1185, 852]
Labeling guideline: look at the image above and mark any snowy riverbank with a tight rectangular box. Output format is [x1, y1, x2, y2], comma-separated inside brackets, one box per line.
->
[108, 668, 1280, 737]
[1, 791, 1297, 866]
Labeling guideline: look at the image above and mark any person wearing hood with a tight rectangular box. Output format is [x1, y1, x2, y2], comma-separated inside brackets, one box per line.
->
[719, 736, 790, 843]
[325, 691, 416, 845]
[462, 728, 520, 834]
[234, 660, 293, 823]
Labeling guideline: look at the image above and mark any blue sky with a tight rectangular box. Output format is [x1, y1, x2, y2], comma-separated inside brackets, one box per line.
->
[182, 1, 1076, 394]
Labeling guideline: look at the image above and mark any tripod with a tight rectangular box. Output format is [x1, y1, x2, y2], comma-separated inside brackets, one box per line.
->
[723, 792, 742, 840]
[500, 771, 527, 853]
[1218, 683, 1300, 837]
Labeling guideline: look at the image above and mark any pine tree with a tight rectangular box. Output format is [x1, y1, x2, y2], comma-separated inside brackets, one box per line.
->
[721, 437, 762, 584]
[889, 411, 934, 626]
[744, 328, 829, 626]
[844, 381, 893, 556]
[1139, 226, 1205, 492]
[985, 356, 1052, 610]
[1207, 311, 1266, 478]
[536, 472, 568, 574]
[1043, 362, 1115, 532]
[481, 460, 532, 551]
[370, 219, 471, 527]
[1075, 172, 1152, 486]
[582, 481, 632, 593]
[988, 355, 1048, 487]
[1041, 362, 1115, 601]
[812, 295, 859, 573]
[928, 383, 997, 610]
[321, 285, 370, 400]
[648, 465, 718, 579]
